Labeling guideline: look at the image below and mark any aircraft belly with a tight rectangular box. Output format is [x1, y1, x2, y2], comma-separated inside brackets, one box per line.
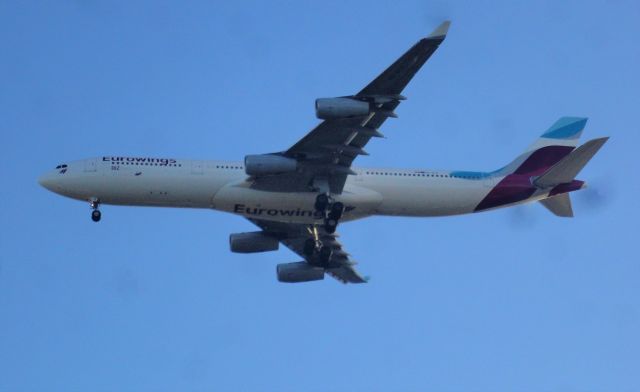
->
[371, 180, 492, 217]
[213, 181, 382, 223]
[66, 171, 226, 208]
[112, 176, 218, 207]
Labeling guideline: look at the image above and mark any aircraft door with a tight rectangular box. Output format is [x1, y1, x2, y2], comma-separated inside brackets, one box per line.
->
[483, 174, 497, 188]
[191, 160, 204, 175]
[84, 158, 97, 172]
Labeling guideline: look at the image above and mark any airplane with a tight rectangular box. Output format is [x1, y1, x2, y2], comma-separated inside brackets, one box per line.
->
[38, 21, 608, 284]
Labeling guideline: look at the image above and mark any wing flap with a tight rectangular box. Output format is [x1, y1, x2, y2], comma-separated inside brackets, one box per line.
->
[326, 265, 368, 284]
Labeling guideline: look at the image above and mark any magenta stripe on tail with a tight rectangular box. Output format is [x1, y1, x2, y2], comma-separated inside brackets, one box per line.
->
[475, 145, 575, 211]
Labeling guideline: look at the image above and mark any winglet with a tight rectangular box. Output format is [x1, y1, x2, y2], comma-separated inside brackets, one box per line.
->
[427, 20, 451, 39]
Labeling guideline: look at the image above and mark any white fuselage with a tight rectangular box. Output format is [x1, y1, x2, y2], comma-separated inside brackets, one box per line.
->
[38, 157, 545, 223]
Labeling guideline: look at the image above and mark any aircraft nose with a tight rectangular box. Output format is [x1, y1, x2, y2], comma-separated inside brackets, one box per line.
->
[38, 171, 61, 192]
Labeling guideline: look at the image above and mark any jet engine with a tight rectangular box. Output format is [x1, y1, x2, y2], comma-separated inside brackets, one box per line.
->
[244, 154, 298, 176]
[315, 97, 371, 119]
[276, 262, 325, 283]
[229, 231, 279, 253]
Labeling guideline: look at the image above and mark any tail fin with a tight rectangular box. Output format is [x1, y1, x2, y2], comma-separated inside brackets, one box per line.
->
[475, 117, 608, 215]
[534, 137, 609, 188]
[535, 136, 608, 218]
[499, 117, 588, 176]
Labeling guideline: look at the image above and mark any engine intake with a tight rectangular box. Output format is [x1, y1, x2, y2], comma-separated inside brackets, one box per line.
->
[315, 97, 371, 120]
[230, 231, 279, 253]
[277, 262, 325, 283]
[244, 154, 297, 176]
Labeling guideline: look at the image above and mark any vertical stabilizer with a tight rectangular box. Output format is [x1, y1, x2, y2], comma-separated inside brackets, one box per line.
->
[499, 117, 588, 176]
[527, 117, 587, 150]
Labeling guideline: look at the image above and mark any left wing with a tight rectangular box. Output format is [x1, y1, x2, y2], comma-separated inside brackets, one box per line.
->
[249, 21, 450, 194]
[250, 219, 367, 284]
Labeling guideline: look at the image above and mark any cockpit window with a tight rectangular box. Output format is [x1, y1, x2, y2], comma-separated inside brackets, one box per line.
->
[55, 164, 68, 174]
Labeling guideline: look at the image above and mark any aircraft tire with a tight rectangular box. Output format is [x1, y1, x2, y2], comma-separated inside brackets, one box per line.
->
[314, 193, 330, 212]
[325, 219, 338, 234]
[319, 246, 333, 264]
[329, 202, 344, 220]
[303, 238, 316, 256]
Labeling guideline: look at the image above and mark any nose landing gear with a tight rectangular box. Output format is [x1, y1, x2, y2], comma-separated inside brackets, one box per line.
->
[90, 199, 101, 222]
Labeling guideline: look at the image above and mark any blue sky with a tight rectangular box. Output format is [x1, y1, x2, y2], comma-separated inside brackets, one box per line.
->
[1, 1, 638, 390]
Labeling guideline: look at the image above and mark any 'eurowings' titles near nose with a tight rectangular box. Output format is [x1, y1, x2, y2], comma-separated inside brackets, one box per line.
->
[103, 156, 177, 165]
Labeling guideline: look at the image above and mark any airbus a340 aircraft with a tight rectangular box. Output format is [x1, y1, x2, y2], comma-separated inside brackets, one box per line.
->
[39, 22, 608, 284]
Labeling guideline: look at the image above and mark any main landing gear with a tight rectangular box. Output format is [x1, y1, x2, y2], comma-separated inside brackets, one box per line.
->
[303, 237, 334, 268]
[314, 193, 344, 234]
[90, 199, 101, 222]
[303, 207, 343, 267]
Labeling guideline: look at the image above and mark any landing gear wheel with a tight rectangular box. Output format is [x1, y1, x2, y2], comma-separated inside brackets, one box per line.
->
[89, 198, 101, 222]
[324, 218, 338, 234]
[319, 246, 333, 266]
[303, 238, 316, 256]
[329, 202, 344, 220]
[314, 193, 331, 212]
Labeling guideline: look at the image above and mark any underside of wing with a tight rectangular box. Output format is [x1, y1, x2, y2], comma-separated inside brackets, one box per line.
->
[248, 21, 451, 195]
[249, 219, 367, 284]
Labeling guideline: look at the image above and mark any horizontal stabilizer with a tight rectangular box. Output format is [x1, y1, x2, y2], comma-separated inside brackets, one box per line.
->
[534, 137, 609, 188]
[539, 193, 574, 217]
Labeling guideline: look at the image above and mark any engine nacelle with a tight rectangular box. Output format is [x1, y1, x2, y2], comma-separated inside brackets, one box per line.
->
[244, 154, 297, 176]
[315, 97, 371, 120]
[277, 262, 325, 283]
[229, 231, 279, 253]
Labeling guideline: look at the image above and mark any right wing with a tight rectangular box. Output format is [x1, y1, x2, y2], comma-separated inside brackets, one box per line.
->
[249, 219, 367, 284]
